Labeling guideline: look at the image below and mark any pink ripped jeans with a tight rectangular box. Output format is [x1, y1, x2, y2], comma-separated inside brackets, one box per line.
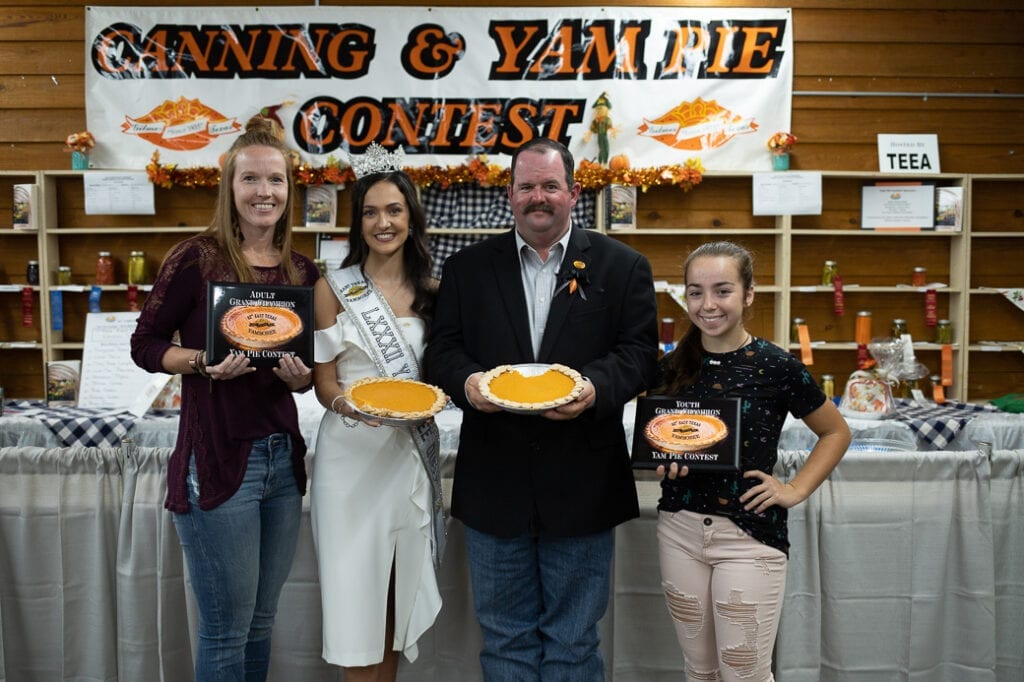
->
[657, 509, 788, 682]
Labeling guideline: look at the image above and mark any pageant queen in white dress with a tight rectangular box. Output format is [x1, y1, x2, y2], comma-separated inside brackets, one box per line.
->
[311, 151, 443, 680]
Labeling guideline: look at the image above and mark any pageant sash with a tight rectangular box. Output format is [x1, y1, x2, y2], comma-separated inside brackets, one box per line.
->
[326, 266, 446, 566]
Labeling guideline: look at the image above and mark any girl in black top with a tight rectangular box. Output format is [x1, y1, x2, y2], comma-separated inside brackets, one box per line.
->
[651, 241, 850, 681]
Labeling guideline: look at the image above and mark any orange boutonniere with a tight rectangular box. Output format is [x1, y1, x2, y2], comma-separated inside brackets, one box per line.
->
[554, 259, 589, 300]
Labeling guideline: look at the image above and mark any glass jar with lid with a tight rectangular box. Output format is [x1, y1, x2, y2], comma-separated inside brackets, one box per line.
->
[821, 260, 838, 286]
[791, 317, 805, 343]
[95, 251, 114, 285]
[821, 373, 835, 400]
[128, 251, 147, 285]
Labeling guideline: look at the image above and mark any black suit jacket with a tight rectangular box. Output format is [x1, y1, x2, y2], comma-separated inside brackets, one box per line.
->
[425, 227, 658, 537]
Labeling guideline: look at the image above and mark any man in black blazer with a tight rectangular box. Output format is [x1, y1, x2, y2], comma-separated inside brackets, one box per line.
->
[425, 138, 658, 680]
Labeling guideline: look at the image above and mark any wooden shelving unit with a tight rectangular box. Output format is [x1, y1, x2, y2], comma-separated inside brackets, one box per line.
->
[1, 170, 1020, 401]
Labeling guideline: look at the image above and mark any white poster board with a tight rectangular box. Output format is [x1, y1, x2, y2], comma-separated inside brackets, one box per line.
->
[83, 172, 156, 215]
[78, 311, 170, 414]
[752, 172, 822, 216]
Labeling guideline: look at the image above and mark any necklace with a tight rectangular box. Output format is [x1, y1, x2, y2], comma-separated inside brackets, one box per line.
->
[371, 275, 407, 301]
[706, 333, 751, 365]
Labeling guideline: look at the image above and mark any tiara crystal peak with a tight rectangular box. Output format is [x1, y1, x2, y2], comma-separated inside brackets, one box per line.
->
[350, 142, 406, 179]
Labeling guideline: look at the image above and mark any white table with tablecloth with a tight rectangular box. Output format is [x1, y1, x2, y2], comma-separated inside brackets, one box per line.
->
[1, 396, 1023, 681]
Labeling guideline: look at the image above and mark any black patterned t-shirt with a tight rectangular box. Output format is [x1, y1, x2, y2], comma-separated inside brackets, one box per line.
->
[653, 336, 826, 556]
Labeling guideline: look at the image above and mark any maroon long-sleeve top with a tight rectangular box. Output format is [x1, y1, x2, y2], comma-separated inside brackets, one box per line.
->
[130, 235, 320, 512]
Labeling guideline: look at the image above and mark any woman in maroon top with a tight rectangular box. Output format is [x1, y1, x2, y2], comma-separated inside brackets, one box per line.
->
[131, 116, 319, 681]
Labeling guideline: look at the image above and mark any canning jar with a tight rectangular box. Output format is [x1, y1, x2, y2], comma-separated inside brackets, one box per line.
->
[95, 251, 114, 285]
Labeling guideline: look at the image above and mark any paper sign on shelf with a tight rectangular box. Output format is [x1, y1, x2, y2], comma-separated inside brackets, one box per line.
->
[877, 134, 940, 173]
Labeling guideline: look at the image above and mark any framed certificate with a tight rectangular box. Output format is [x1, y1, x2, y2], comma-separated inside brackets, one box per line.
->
[861, 184, 935, 229]
[206, 282, 314, 367]
[631, 396, 741, 471]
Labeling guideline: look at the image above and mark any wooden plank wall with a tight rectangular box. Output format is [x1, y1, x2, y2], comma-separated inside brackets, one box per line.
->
[1, 0, 1023, 173]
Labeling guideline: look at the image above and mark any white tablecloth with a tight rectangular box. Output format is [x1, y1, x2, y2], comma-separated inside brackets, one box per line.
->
[1, 444, 1022, 681]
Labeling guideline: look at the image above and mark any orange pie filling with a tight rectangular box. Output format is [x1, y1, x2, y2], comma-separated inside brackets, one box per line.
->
[344, 377, 446, 419]
[480, 364, 585, 410]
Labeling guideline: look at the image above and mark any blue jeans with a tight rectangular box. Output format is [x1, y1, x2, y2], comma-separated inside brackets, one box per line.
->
[464, 526, 614, 682]
[173, 434, 302, 682]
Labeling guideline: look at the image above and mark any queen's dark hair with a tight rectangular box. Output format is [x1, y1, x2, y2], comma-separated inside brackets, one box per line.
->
[654, 241, 755, 394]
[341, 170, 435, 324]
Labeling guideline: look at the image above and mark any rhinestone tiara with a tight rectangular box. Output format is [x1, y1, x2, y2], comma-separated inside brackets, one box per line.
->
[350, 142, 406, 179]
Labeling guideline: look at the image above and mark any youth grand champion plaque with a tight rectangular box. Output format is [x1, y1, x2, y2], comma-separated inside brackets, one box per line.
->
[631, 396, 741, 471]
[206, 282, 314, 367]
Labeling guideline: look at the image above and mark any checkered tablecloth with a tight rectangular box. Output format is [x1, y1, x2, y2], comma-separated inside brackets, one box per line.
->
[893, 398, 1000, 450]
[2, 400, 137, 448]
[421, 184, 598, 279]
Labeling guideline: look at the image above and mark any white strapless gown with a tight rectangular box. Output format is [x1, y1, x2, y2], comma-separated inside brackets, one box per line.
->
[311, 314, 440, 666]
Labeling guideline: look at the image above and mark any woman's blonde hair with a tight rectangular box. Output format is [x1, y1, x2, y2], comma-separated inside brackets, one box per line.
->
[205, 115, 302, 284]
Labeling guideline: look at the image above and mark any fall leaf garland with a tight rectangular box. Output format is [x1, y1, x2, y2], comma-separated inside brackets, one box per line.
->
[146, 151, 704, 192]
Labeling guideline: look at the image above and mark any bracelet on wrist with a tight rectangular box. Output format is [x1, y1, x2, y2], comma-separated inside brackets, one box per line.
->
[191, 350, 210, 378]
[330, 394, 346, 414]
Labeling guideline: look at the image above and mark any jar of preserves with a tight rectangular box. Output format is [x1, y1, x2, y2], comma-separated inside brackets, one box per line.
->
[822, 260, 838, 286]
[891, 318, 908, 339]
[128, 251, 147, 285]
[855, 310, 873, 345]
[791, 317, 805, 344]
[912, 266, 927, 287]
[314, 258, 328, 277]
[935, 319, 953, 344]
[659, 317, 676, 355]
[26, 260, 39, 285]
[57, 266, 72, 285]
[95, 251, 114, 285]
[821, 373, 835, 400]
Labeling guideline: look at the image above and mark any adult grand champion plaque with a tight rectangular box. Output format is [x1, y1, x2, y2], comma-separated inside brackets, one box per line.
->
[206, 282, 313, 367]
[631, 396, 741, 471]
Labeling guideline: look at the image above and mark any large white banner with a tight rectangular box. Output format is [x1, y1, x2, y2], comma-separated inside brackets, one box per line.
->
[85, 6, 793, 171]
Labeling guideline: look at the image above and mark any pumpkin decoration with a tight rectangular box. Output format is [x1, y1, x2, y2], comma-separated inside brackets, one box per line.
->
[608, 154, 631, 171]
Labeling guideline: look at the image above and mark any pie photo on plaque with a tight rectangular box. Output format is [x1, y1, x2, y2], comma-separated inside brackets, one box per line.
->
[219, 306, 304, 351]
[479, 363, 585, 414]
[344, 377, 447, 425]
[644, 413, 729, 453]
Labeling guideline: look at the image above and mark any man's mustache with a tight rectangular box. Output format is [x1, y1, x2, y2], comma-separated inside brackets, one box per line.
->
[524, 202, 554, 214]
